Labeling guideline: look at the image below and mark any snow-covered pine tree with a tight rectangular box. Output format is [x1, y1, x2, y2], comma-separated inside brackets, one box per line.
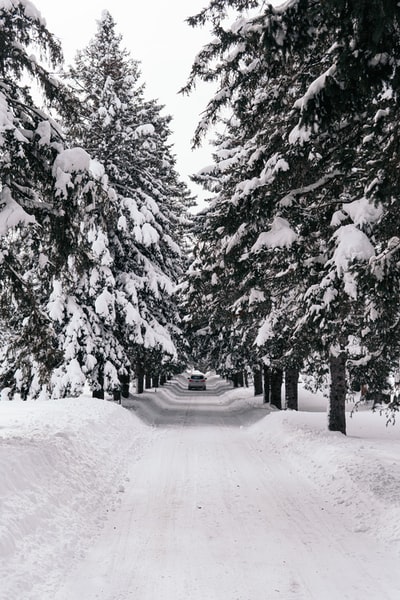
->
[66, 11, 192, 390]
[258, 0, 400, 426]
[0, 0, 74, 398]
[0, 1, 130, 399]
[45, 148, 129, 399]
[184, 0, 400, 432]
[182, 199, 267, 388]
[181, 2, 306, 400]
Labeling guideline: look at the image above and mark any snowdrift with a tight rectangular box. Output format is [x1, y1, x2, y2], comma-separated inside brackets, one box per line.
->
[1, 383, 400, 599]
[249, 405, 400, 550]
[0, 396, 153, 600]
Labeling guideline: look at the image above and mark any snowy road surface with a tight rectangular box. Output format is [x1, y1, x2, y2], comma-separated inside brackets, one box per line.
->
[54, 374, 400, 600]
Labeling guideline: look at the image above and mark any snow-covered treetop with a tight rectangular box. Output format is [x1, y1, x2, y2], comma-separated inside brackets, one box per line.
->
[0, 0, 44, 24]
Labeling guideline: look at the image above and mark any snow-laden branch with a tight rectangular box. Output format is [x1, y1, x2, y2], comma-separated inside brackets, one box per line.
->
[279, 171, 341, 207]
[8, 97, 65, 141]
[11, 182, 54, 212]
[293, 65, 337, 112]
[371, 237, 400, 264]
[0, 187, 36, 235]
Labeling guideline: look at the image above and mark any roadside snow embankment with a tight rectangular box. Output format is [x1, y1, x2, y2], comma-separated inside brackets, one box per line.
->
[0, 396, 152, 600]
[249, 407, 400, 551]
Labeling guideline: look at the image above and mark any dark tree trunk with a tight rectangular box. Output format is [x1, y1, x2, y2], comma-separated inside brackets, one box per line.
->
[153, 374, 159, 388]
[93, 368, 104, 399]
[145, 373, 152, 389]
[263, 365, 270, 404]
[253, 368, 263, 396]
[271, 368, 283, 409]
[136, 362, 145, 394]
[329, 352, 347, 434]
[285, 367, 299, 410]
[244, 370, 249, 388]
[120, 374, 130, 398]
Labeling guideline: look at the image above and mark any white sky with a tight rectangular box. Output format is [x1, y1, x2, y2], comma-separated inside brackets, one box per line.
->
[33, 0, 217, 208]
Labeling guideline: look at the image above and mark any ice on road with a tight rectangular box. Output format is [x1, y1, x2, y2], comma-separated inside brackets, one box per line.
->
[55, 374, 400, 600]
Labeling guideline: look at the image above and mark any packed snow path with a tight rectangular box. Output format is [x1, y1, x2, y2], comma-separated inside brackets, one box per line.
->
[55, 374, 400, 600]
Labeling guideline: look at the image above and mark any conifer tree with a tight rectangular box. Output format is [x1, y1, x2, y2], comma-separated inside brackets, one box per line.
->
[66, 11, 192, 388]
[184, 0, 400, 432]
[0, 2, 129, 399]
[0, 0, 71, 397]
[45, 149, 128, 398]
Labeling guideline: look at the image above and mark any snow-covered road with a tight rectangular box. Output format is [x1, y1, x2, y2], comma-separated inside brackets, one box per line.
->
[54, 375, 400, 600]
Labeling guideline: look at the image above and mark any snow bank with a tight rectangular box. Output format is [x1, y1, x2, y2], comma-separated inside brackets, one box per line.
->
[2, 379, 400, 599]
[0, 396, 153, 600]
[249, 403, 400, 552]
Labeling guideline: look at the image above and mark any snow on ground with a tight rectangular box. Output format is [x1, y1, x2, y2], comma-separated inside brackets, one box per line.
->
[252, 394, 400, 550]
[0, 396, 156, 600]
[1, 375, 400, 599]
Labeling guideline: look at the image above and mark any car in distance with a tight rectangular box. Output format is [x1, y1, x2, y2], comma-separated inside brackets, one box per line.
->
[188, 373, 207, 391]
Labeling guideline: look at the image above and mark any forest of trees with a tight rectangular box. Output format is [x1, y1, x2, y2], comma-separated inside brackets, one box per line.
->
[181, 0, 400, 434]
[0, 0, 399, 435]
[0, 3, 192, 401]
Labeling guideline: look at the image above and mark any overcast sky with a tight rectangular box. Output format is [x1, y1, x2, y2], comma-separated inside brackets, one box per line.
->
[33, 0, 218, 208]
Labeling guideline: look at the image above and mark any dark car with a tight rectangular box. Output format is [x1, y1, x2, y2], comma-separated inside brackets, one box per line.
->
[188, 373, 207, 391]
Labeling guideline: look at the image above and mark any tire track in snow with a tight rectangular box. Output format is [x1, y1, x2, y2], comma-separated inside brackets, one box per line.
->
[54, 376, 400, 600]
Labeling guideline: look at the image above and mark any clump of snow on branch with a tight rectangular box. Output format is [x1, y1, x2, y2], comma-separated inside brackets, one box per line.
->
[342, 197, 383, 227]
[255, 315, 274, 347]
[248, 288, 265, 306]
[95, 289, 115, 324]
[331, 225, 375, 298]
[251, 217, 298, 252]
[52, 148, 105, 196]
[232, 154, 289, 203]
[0, 187, 36, 236]
[294, 65, 337, 112]
[289, 65, 337, 146]
[134, 123, 155, 137]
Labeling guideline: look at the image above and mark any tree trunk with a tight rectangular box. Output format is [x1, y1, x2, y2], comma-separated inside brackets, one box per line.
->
[136, 362, 145, 394]
[263, 365, 270, 404]
[145, 373, 152, 389]
[153, 374, 159, 388]
[120, 374, 130, 398]
[92, 368, 104, 399]
[328, 352, 347, 434]
[285, 367, 299, 410]
[244, 370, 249, 388]
[253, 368, 263, 396]
[271, 368, 283, 409]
